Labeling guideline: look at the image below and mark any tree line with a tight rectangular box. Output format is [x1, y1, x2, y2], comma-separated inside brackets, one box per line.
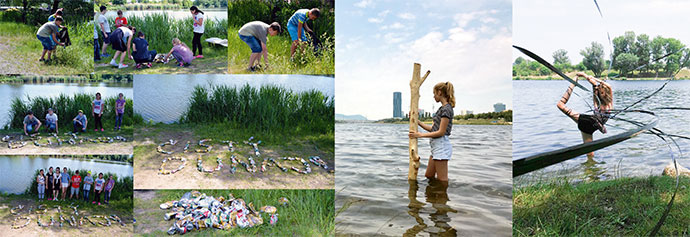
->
[514, 31, 690, 78]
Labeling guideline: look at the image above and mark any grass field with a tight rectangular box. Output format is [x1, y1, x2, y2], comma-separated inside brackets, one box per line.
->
[134, 189, 334, 236]
[227, 26, 335, 74]
[513, 176, 690, 236]
[0, 21, 93, 75]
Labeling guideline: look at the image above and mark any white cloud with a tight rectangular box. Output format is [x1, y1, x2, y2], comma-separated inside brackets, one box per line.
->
[378, 10, 391, 17]
[390, 22, 404, 29]
[354, 0, 373, 8]
[367, 17, 383, 23]
[398, 12, 416, 20]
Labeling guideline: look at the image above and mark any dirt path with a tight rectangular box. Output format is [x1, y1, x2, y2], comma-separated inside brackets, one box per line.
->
[0, 35, 91, 75]
[0, 198, 133, 236]
[133, 191, 167, 235]
[133, 131, 334, 190]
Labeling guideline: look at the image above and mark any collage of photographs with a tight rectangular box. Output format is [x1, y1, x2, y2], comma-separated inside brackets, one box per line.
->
[0, 0, 688, 236]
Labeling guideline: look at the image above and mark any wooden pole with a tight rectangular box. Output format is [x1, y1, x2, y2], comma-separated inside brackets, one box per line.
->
[409, 63, 430, 180]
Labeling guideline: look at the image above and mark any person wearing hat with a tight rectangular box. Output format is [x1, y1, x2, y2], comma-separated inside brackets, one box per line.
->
[45, 108, 58, 133]
[72, 110, 88, 133]
[23, 111, 42, 135]
[238, 21, 281, 71]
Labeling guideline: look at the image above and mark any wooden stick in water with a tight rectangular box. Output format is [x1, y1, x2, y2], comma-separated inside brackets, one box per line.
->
[409, 63, 430, 180]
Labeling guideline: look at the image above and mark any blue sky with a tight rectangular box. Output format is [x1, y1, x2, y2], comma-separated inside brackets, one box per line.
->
[514, 0, 690, 63]
[336, 0, 512, 120]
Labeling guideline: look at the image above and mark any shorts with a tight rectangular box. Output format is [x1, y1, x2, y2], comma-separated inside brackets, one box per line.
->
[239, 33, 262, 53]
[37, 35, 55, 50]
[61, 182, 68, 188]
[430, 135, 452, 160]
[287, 23, 307, 42]
[578, 114, 598, 135]
[70, 187, 79, 195]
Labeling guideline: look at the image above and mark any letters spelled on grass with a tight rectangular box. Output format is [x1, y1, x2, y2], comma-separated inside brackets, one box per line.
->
[182, 84, 334, 135]
[7, 93, 141, 130]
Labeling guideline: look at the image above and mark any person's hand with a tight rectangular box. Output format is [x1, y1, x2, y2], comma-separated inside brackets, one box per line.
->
[409, 131, 421, 138]
[307, 29, 313, 33]
[104, 34, 108, 38]
[129, 55, 133, 60]
[576, 72, 587, 77]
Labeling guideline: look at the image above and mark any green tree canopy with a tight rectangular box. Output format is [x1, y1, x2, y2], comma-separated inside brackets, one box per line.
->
[581, 42, 606, 77]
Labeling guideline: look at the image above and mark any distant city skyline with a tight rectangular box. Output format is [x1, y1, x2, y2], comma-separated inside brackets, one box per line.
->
[494, 102, 506, 112]
[393, 92, 402, 118]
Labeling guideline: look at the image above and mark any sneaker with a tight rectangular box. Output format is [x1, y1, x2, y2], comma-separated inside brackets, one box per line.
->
[102, 53, 110, 57]
[147, 63, 152, 68]
[118, 64, 129, 69]
[100, 128, 104, 132]
[195, 55, 204, 59]
[39, 58, 45, 62]
[109, 59, 118, 67]
[178, 62, 184, 67]
[98, 202, 101, 206]
[136, 64, 142, 69]
[92, 201, 96, 204]
[94, 129, 98, 132]
[247, 66, 256, 72]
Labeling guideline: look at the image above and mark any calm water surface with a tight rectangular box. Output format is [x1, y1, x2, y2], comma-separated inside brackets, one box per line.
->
[0, 156, 133, 194]
[513, 80, 690, 183]
[335, 123, 512, 236]
[0, 82, 133, 127]
[134, 74, 334, 123]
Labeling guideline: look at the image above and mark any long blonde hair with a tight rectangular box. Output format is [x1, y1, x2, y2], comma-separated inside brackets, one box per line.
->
[433, 82, 456, 108]
[172, 38, 189, 49]
[596, 83, 613, 106]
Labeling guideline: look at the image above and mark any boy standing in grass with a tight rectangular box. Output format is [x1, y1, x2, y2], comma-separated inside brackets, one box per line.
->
[37, 17, 65, 63]
[104, 175, 115, 204]
[37, 169, 46, 201]
[60, 167, 69, 200]
[98, 6, 112, 58]
[238, 21, 281, 71]
[69, 170, 81, 200]
[23, 111, 42, 135]
[73, 110, 88, 133]
[45, 108, 58, 133]
[83, 171, 93, 202]
[115, 93, 126, 131]
[93, 173, 105, 205]
[287, 8, 320, 58]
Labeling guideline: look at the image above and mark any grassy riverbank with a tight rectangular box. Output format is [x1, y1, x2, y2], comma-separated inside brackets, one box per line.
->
[513, 175, 690, 236]
[514, 68, 690, 80]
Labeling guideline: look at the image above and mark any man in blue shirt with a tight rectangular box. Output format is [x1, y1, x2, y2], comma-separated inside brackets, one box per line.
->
[72, 110, 88, 133]
[287, 8, 320, 58]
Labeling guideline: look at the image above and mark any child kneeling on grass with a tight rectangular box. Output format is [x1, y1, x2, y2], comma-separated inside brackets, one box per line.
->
[165, 38, 194, 67]
[37, 16, 66, 63]
[132, 32, 156, 69]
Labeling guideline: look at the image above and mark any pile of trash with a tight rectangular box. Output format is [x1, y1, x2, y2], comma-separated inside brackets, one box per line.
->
[160, 191, 284, 235]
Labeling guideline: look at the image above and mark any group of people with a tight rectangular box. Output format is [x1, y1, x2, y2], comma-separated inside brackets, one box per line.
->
[238, 8, 321, 71]
[36, 8, 71, 63]
[22, 92, 127, 135]
[95, 6, 206, 69]
[36, 167, 116, 205]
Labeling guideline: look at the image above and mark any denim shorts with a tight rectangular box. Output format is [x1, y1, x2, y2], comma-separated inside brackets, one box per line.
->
[430, 135, 452, 160]
[239, 33, 262, 53]
[37, 35, 55, 50]
[70, 187, 79, 195]
[287, 23, 307, 42]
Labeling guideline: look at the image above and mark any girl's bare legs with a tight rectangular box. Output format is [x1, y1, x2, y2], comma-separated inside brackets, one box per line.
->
[435, 160, 449, 181]
[425, 156, 436, 179]
[118, 50, 126, 65]
[581, 132, 595, 160]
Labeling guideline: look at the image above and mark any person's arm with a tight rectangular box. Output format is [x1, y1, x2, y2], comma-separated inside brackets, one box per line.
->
[24, 123, 28, 135]
[100, 102, 104, 115]
[127, 37, 133, 59]
[297, 22, 303, 41]
[55, 121, 58, 133]
[261, 41, 268, 65]
[417, 120, 433, 132]
[165, 48, 175, 62]
[35, 119, 42, 131]
[100, 22, 108, 38]
[304, 21, 313, 33]
[409, 117, 450, 139]
[132, 42, 137, 53]
[51, 32, 65, 46]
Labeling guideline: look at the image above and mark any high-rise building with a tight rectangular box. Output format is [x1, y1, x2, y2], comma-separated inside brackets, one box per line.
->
[494, 103, 506, 112]
[393, 92, 402, 118]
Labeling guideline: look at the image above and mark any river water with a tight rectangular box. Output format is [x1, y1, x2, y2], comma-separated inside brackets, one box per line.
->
[0, 82, 133, 128]
[335, 123, 512, 236]
[0, 155, 133, 194]
[104, 9, 227, 20]
[513, 80, 690, 184]
[133, 74, 335, 124]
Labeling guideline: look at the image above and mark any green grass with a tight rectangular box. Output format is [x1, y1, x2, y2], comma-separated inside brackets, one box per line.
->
[135, 189, 333, 236]
[95, 13, 227, 74]
[181, 84, 334, 135]
[6, 93, 141, 130]
[513, 176, 690, 236]
[0, 21, 93, 75]
[227, 26, 335, 74]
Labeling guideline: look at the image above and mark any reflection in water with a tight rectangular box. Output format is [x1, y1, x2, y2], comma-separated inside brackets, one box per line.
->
[582, 159, 606, 182]
[406, 179, 458, 236]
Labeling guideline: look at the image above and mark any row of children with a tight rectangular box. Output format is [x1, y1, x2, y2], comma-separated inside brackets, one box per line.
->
[22, 93, 126, 135]
[36, 167, 116, 205]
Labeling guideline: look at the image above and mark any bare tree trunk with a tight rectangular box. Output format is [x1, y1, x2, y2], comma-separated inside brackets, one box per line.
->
[408, 63, 430, 180]
[51, 0, 60, 14]
[21, 0, 27, 23]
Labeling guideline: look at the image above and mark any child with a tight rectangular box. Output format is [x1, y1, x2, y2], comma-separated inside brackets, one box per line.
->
[104, 175, 115, 204]
[287, 8, 320, 58]
[98, 6, 111, 58]
[93, 173, 105, 205]
[189, 6, 204, 58]
[165, 38, 194, 67]
[45, 108, 58, 133]
[46, 167, 54, 200]
[83, 171, 93, 202]
[94, 12, 101, 61]
[53, 167, 61, 201]
[48, 8, 63, 22]
[23, 111, 42, 135]
[73, 110, 88, 133]
[115, 93, 126, 131]
[69, 170, 81, 200]
[93, 93, 104, 132]
[60, 167, 69, 200]
[37, 17, 65, 63]
[132, 32, 156, 69]
[37, 169, 46, 201]
[408, 82, 455, 182]
[108, 26, 135, 69]
[114, 10, 128, 28]
[238, 21, 281, 71]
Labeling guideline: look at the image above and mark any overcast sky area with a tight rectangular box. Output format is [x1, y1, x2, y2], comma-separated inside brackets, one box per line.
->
[513, 0, 690, 63]
[336, 0, 512, 120]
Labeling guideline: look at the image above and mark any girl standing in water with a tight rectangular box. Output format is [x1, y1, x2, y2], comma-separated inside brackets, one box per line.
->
[409, 82, 455, 182]
[557, 72, 613, 160]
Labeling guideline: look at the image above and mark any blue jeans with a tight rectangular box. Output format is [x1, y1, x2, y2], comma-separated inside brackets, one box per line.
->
[287, 23, 307, 42]
[38, 184, 45, 199]
[115, 113, 123, 128]
[47, 122, 56, 132]
[83, 189, 90, 201]
[26, 121, 38, 133]
[239, 33, 262, 53]
[94, 38, 101, 60]
[37, 35, 55, 50]
[73, 121, 85, 133]
[104, 190, 111, 203]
